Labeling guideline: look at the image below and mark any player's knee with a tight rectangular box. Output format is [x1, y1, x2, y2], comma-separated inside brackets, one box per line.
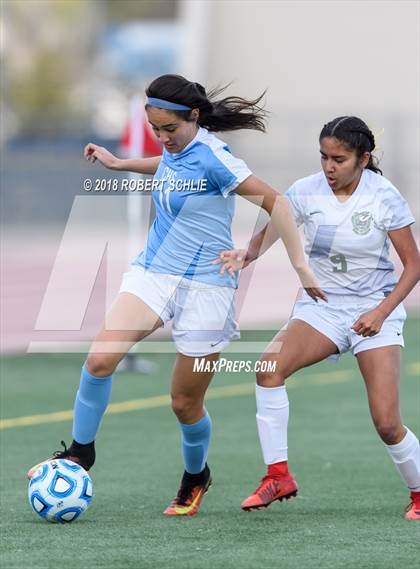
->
[256, 362, 286, 387]
[85, 354, 116, 378]
[374, 419, 403, 445]
[171, 393, 198, 422]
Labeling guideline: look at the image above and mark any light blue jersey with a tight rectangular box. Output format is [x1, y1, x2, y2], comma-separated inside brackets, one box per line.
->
[285, 169, 415, 296]
[134, 127, 252, 287]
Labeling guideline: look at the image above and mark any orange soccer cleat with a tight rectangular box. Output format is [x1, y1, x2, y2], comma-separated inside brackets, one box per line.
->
[241, 464, 298, 511]
[405, 491, 420, 520]
[164, 465, 212, 516]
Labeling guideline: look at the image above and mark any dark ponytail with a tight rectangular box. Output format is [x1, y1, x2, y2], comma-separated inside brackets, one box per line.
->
[145, 74, 267, 133]
[319, 116, 382, 174]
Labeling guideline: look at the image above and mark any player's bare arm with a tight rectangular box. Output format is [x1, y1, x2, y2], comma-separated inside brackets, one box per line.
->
[352, 225, 420, 336]
[214, 222, 280, 275]
[84, 142, 161, 175]
[222, 175, 327, 301]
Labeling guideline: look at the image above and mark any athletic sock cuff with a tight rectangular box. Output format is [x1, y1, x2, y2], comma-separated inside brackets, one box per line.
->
[180, 410, 211, 434]
[82, 364, 112, 385]
[256, 385, 286, 395]
[256, 384, 289, 409]
[385, 427, 418, 454]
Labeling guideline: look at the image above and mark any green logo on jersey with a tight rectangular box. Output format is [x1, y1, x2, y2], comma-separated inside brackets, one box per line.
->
[352, 211, 372, 235]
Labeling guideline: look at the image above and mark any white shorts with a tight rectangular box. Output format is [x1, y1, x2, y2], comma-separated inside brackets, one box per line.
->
[119, 266, 239, 357]
[291, 291, 406, 356]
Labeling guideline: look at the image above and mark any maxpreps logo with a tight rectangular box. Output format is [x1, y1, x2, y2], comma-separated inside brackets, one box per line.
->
[193, 358, 277, 374]
[352, 211, 372, 235]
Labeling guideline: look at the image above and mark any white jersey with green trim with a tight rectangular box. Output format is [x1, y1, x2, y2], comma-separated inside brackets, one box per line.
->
[285, 169, 415, 296]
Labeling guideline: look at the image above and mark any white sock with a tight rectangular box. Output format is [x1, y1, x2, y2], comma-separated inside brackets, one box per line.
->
[385, 427, 420, 492]
[256, 385, 289, 465]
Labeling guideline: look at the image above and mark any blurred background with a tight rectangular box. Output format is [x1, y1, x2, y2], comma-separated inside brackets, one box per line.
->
[1, 0, 419, 353]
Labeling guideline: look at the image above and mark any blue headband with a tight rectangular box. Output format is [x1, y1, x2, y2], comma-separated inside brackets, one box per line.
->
[146, 97, 192, 111]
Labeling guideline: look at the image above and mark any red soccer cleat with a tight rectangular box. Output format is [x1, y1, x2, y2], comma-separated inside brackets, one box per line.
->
[241, 466, 298, 511]
[405, 491, 420, 520]
[164, 465, 212, 516]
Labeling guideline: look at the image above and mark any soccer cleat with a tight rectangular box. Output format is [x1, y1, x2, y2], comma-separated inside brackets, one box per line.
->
[241, 472, 298, 511]
[27, 440, 95, 480]
[405, 491, 420, 520]
[164, 465, 212, 516]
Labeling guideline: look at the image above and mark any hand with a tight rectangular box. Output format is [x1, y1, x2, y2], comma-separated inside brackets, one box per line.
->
[295, 265, 328, 303]
[83, 143, 121, 170]
[304, 287, 328, 303]
[212, 249, 249, 276]
[351, 307, 387, 337]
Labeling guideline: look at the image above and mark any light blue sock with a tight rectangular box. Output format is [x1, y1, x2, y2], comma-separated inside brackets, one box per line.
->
[72, 365, 113, 444]
[180, 410, 212, 474]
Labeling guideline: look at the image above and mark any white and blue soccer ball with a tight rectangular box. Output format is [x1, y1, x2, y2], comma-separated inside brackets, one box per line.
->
[28, 459, 93, 523]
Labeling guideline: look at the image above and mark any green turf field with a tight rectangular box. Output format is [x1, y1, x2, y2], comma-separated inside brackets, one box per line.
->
[1, 318, 419, 569]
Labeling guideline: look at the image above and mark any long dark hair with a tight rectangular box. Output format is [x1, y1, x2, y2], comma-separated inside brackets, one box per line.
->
[319, 116, 382, 174]
[145, 74, 267, 133]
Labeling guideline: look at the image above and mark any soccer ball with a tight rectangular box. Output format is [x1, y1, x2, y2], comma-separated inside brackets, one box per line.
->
[28, 459, 93, 523]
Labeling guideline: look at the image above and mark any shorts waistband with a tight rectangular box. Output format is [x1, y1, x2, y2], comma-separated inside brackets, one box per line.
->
[178, 277, 226, 291]
[301, 290, 386, 305]
[129, 265, 231, 291]
[327, 295, 383, 305]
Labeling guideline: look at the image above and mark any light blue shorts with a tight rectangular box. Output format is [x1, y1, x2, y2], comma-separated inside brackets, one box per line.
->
[291, 291, 406, 356]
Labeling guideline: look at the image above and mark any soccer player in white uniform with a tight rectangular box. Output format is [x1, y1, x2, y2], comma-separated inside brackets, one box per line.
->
[27, 75, 323, 516]
[216, 116, 420, 519]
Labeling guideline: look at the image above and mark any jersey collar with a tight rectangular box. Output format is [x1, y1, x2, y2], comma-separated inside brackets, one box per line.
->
[324, 168, 367, 207]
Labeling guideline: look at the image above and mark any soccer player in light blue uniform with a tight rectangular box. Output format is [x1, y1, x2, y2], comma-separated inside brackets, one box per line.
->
[133, 124, 246, 288]
[27, 75, 324, 516]
[217, 116, 420, 519]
